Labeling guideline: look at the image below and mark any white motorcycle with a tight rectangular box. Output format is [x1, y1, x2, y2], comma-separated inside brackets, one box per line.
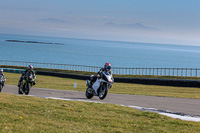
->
[86, 71, 114, 100]
[0, 75, 5, 92]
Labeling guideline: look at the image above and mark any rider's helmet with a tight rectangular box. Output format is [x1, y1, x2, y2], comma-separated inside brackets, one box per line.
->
[104, 63, 111, 71]
[0, 69, 3, 74]
[28, 65, 33, 71]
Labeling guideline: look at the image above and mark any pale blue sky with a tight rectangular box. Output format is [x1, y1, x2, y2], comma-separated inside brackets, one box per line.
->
[0, 0, 200, 45]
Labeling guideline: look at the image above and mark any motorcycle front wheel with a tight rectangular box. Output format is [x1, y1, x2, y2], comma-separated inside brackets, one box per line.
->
[24, 83, 30, 95]
[99, 84, 108, 100]
[85, 88, 94, 99]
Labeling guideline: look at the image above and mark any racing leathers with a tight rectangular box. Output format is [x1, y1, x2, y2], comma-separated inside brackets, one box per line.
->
[18, 70, 36, 87]
[89, 67, 112, 90]
[0, 74, 6, 87]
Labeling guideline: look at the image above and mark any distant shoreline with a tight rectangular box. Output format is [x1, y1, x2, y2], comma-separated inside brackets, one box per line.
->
[5, 40, 64, 45]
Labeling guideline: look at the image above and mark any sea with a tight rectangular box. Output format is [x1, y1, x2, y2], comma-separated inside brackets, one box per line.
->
[1, 33, 200, 68]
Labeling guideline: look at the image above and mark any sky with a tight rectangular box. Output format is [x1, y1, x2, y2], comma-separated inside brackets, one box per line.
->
[0, 0, 200, 46]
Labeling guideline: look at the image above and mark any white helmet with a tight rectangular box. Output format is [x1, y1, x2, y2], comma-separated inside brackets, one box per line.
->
[28, 65, 33, 71]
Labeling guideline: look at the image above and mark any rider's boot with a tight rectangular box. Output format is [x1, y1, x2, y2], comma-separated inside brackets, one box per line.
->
[18, 82, 21, 87]
[89, 83, 92, 88]
[33, 81, 36, 85]
[88, 80, 93, 88]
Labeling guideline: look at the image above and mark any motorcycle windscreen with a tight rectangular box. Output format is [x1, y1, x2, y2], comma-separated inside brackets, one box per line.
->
[102, 72, 111, 82]
[103, 72, 113, 83]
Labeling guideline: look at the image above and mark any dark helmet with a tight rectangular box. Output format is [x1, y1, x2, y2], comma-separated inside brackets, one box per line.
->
[104, 63, 111, 71]
[28, 65, 33, 71]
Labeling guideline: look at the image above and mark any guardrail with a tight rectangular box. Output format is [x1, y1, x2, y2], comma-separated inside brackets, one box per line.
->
[0, 60, 200, 77]
[3, 68, 25, 74]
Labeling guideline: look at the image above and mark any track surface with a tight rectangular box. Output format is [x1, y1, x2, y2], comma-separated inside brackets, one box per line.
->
[2, 85, 200, 116]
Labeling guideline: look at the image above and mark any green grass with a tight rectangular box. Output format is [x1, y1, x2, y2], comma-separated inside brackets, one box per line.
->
[0, 93, 200, 133]
[4, 72, 200, 99]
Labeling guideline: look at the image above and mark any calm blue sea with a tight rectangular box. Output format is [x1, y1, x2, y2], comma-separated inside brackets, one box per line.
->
[1, 33, 200, 68]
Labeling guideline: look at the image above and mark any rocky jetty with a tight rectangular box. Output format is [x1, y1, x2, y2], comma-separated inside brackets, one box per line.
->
[5, 40, 64, 45]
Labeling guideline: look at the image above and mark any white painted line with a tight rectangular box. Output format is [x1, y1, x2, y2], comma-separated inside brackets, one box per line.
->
[128, 105, 200, 122]
[159, 113, 200, 122]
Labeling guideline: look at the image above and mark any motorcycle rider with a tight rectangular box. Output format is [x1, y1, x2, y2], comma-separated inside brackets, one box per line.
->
[89, 63, 112, 94]
[18, 65, 36, 87]
[0, 68, 6, 87]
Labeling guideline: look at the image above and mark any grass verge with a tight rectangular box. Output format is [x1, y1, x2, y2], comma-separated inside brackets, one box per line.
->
[0, 93, 200, 133]
[4, 72, 200, 99]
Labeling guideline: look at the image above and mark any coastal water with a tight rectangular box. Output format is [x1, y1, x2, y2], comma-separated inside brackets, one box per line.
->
[1, 33, 200, 68]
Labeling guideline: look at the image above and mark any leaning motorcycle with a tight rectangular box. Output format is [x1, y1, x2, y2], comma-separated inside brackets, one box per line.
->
[0, 75, 5, 92]
[19, 72, 35, 95]
[86, 71, 114, 100]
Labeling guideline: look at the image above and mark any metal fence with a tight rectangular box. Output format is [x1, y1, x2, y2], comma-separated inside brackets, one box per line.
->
[0, 60, 200, 77]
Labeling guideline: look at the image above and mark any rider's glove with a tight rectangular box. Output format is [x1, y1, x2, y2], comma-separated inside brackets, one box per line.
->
[97, 74, 101, 78]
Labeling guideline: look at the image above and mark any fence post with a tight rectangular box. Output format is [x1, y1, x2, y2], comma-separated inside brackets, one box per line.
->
[161, 68, 162, 76]
[185, 68, 187, 77]
[177, 68, 179, 76]
[181, 68, 183, 77]
[157, 68, 158, 76]
[139, 68, 140, 75]
[149, 68, 151, 75]
[196, 68, 198, 77]
[142, 68, 144, 75]
[136, 68, 137, 75]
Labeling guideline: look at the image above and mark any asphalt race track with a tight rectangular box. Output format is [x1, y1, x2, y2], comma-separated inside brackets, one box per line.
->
[2, 85, 200, 120]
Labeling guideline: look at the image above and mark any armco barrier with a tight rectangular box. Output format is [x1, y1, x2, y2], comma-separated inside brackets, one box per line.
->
[114, 77, 200, 88]
[36, 71, 200, 88]
[3, 68, 25, 74]
[36, 71, 89, 80]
